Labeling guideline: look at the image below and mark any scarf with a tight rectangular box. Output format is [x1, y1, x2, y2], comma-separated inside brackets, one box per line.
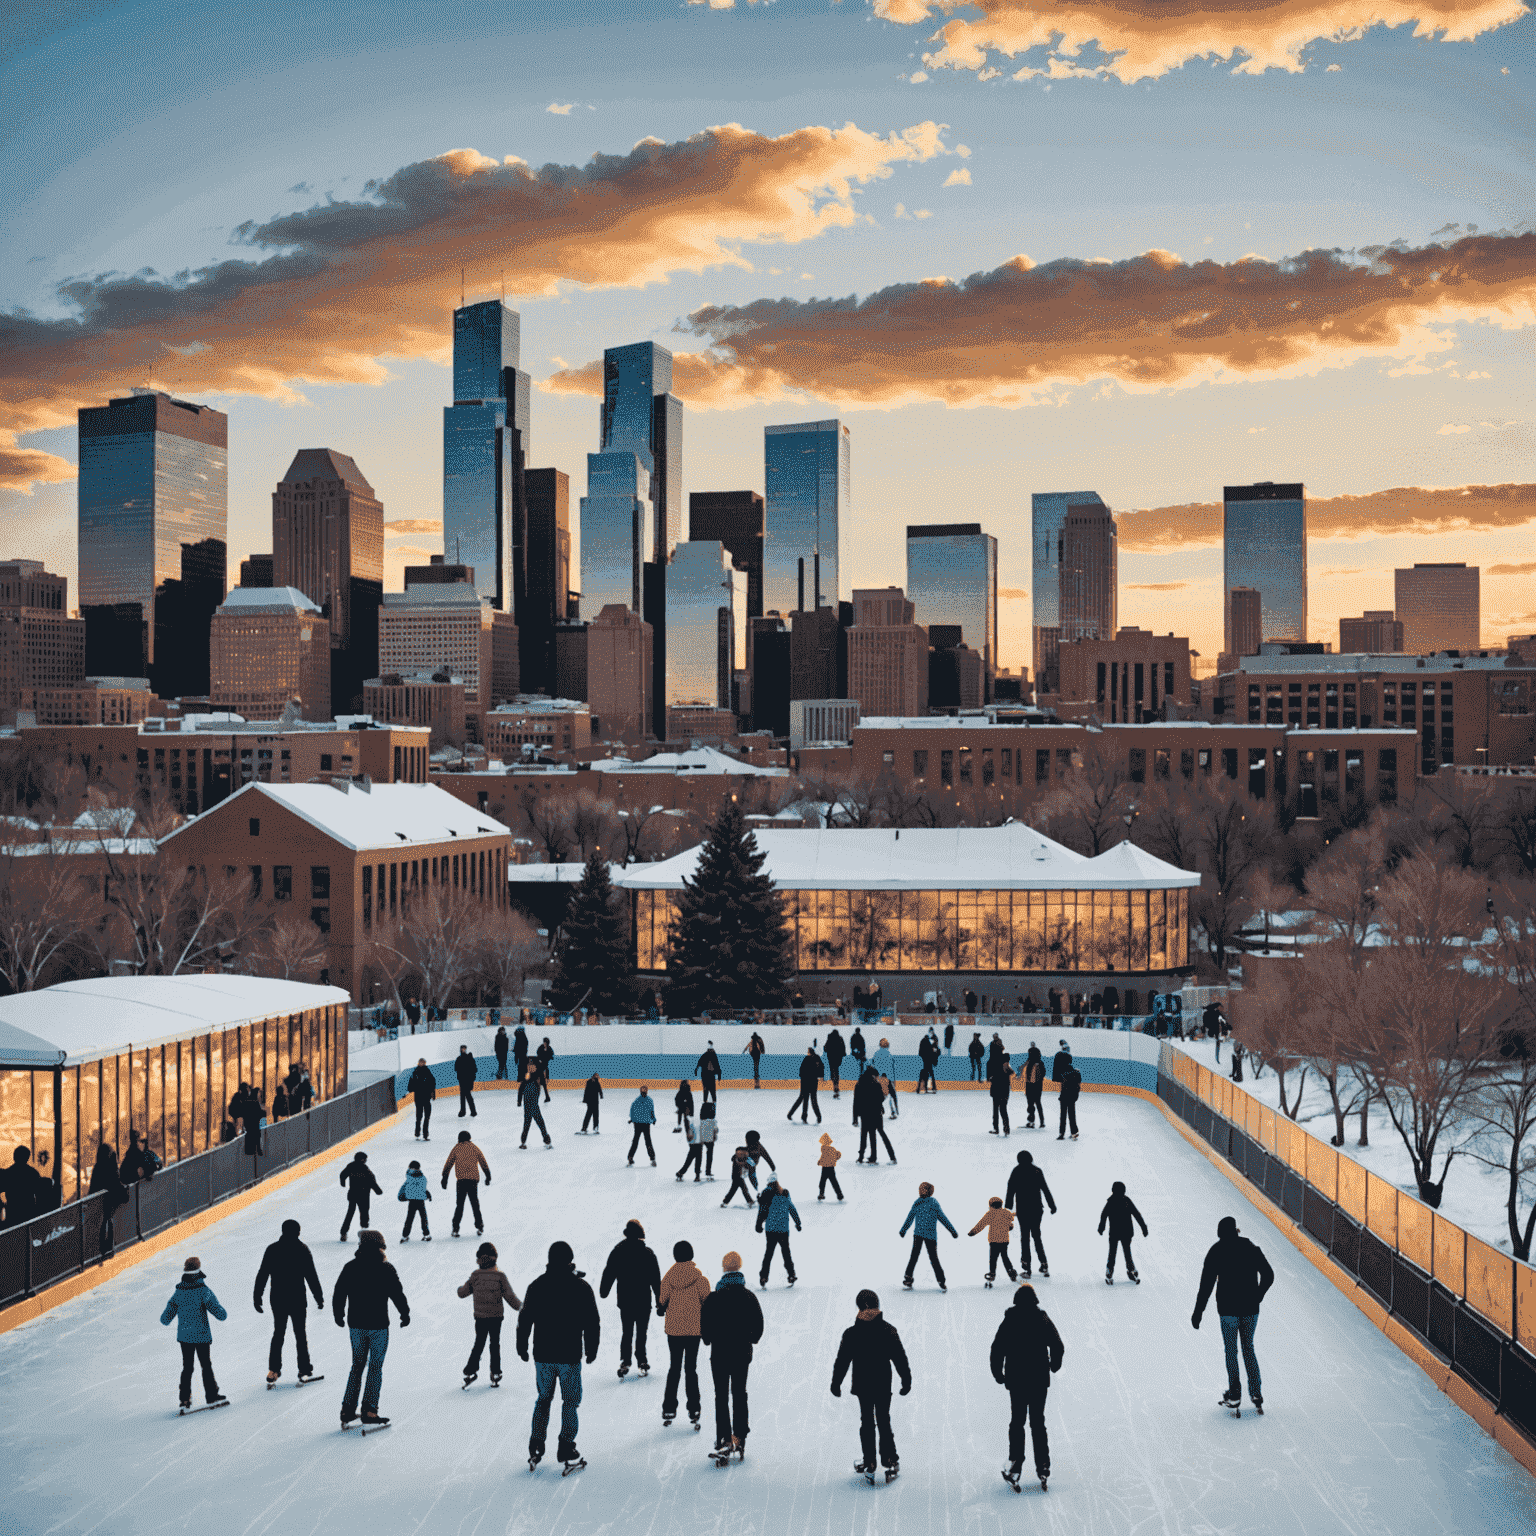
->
[716, 1272, 746, 1291]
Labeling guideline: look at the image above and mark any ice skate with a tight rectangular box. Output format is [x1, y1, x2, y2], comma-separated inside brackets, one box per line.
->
[856, 1461, 877, 1485]
[1252, 1397, 1264, 1415]
[1038, 1263, 1049, 1277]
[560, 1454, 586, 1476]
[266, 1371, 279, 1388]
[662, 1410, 676, 1426]
[528, 1446, 544, 1471]
[359, 1413, 390, 1435]
[1002, 1463, 1022, 1491]
[296, 1373, 324, 1386]
[617, 1363, 629, 1379]
[983, 1274, 994, 1288]
[463, 1371, 478, 1389]
[490, 1373, 502, 1387]
[1128, 1269, 1140, 1284]
[689, 1410, 701, 1431]
[1220, 1390, 1242, 1418]
[1105, 1269, 1114, 1285]
[1040, 1470, 1050, 1491]
[884, 1463, 900, 1483]
[638, 1365, 650, 1377]
[422, 1234, 432, 1242]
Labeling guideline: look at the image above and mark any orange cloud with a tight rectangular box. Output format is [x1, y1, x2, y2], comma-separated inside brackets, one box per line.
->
[1490, 561, 1536, 575]
[872, 0, 1528, 83]
[385, 518, 445, 534]
[0, 122, 953, 491]
[1127, 580, 1191, 591]
[543, 232, 1536, 410]
[0, 439, 75, 494]
[1117, 483, 1536, 551]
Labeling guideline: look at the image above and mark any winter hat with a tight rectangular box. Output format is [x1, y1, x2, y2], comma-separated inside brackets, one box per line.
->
[674, 1240, 694, 1261]
[548, 1240, 574, 1267]
[359, 1230, 386, 1250]
[721, 1251, 742, 1272]
[819, 1132, 832, 1144]
[746, 1129, 760, 1143]
[476, 1242, 498, 1263]
[458, 1130, 472, 1143]
[1112, 1180, 1126, 1195]
[183, 1255, 201, 1271]
[1014, 1281, 1039, 1307]
[988, 1196, 1003, 1208]
[624, 1219, 645, 1240]
[1017, 1150, 1033, 1165]
[1217, 1217, 1239, 1239]
[919, 1181, 934, 1197]
[856, 1288, 880, 1310]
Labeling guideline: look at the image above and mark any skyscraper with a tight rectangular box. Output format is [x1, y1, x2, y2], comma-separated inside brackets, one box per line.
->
[580, 452, 652, 615]
[586, 604, 652, 741]
[764, 420, 850, 614]
[1031, 490, 1104, 696]
[847, 587, 927, 718]
[1059, 502, 1118, 646]
[1394, 564, 1480, 653]
[521, 468, 571, 694]
[77, 390, 228, 683]
[666, 541, 745, 709]
[443, 301, 529, 613]
[906, 522, 998, 700]
[1224, 483, 1306, 650]
[600, 342, 682, 560]
[690, 490, 764, 619]
[1229, 586, 1263, 659]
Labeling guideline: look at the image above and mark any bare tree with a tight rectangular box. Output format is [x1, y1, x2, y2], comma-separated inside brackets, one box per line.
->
[1029, 737, 1132, 856]
[243, 907, 329, 983]
[468, 906, 545, 1007]
[1190, 786, 1271, 977]
[0, 844, 91, 992]
[1230, 957, 1310, 1119]
[370, 886, 485, 1013]
[568, 791, 620, 861]
[1495, 786, 1536, 878]
[519, 788, 575, 863]
[1420, 773, 1497, 870]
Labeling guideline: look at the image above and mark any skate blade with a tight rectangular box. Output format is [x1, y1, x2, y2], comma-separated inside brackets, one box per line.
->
[177, 1400, 231, 1416]
[561, 1458, 586, 1476]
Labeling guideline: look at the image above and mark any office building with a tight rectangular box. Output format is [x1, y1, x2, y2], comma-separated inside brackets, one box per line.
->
[1340, 611, 1404, 654]
[443, 301, 529, 613]
[209, 587, 330, 720]
[1058, 502, 1118, 651]
[906, 523, 998, 699]
[666, 541, 746, 710]
[789, 699, 859, 750]
[928, 626, 986, 711]
[1228, 586, 1263, 663]
[239, 554, 273, 588]
[1224, 483, 1306, 651]
[0, 561, 85, 719]
[580, 452, 651, 615]
[403, 556, 476, 587]
[586, 604, 652, 742]
[1057, 627, 1192, 723]
[484, 699, 592, 759]
[1395, 564, 1479, 653]
[554, 621, 589, 703]
[150, 536, 227, 700]
[749, 616, 791, 738]
[601, 342, 682, 560]
[690, 490, 765, 620]
[764, 421, 850, 615]
[362, 673, 467, 748]
[522, 468, 571, 694]
[847, 587, 928, 718]
[790, 603, 849, 704]
[77, 390, 228, 684]
[1031, 490, 1105, 696]
[378, 583, 517, 739]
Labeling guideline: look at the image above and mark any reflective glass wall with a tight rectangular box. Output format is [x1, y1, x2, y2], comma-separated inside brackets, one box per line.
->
[764, 420, 850, 614]
[1031, 490, 1103, 693]
[666, 541, 741, 706]
[601, 343, 681, 559]
[580, 452, 652, 615]
[1224, 483, 1306, 648]
[906, 523, 998, 693]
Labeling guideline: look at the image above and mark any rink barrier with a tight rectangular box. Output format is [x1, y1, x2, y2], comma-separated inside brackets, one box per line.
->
[1156, 1046, 1536, 1454]
[0, 1077, 398, 1314]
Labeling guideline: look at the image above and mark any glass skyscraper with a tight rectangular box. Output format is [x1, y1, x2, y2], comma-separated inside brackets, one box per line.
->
[1031, 490, 1104, 694]
[77, 390, 228, 680]
[1224, 483, 1306, 649]
[764, 420, 849, 615]
[906, 522, 998, 697]
[580, 452, 652, 616]
[665, 540, 745, 707]
[600, 342, 682, 560]
[443, 300, 529, 612]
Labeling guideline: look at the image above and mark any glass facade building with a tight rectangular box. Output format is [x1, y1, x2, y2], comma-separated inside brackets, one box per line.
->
[77, 391, 228, 679]
[1224, 483, 1306, 650]
[906, 522, 998, 698]
[1031, 490, 1104, 695]
[764, 421, 850, 614]
[690, 490, 764, 620]
[665, 541, 746, 707]
[601, 342, 682, 560]
[580, 452, 652, 615]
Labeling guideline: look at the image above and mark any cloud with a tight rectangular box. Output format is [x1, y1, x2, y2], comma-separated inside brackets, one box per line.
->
[998, 586, 1030, 600]
[943, 167, 971, 186]
[546, 103, 575, 115]
[1326, 63, 1342, 71]
[1437, 422, 1473, 433]
[1126, 581, 1191, 591]
[0, 121, 955, 490]
[385, 518, 444, 534]
[287, 182, 312, 194]
[909, 70, 930, 82]
[385, 545, 440, 563]
[0, 442, 76, 494]
[893, 203, 933, 220]
[540, 231, 1535, 411]
[870, 0, 1528, 84]
[1490, 561, 1536, 575]
[1115, 483, 1536, 552]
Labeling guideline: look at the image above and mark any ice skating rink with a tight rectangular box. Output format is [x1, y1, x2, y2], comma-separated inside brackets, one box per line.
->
[3, 1086, 1532, 1536]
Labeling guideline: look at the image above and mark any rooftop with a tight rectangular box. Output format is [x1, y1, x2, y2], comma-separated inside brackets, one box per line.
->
[589, 746, 788, 777]
[279, 448, 374, 495]
[217, 586, 322, 616]
[1228, 652, 1527, 676]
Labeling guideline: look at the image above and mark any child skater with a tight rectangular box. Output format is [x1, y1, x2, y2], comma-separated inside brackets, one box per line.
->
[816, 1132, 845, 1202]
[457, 1240, 521, 1386]
[674, 1078, 695, 1134]
[968, 1196, 1018, 1287]
[161, 1255, 228, 1409]
[744, 1129, 775, 1189]
[398, 1158, 432, 1241]
[697, 1102, 718, 1179]
[1098, 1181, 1149, 1284]
[721, 1145, 756, 1207]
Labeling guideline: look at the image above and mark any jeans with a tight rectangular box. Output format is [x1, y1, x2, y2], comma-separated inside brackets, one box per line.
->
[856, 1391, 897, 1467]
[458, 1084, 477, 1116]
[788, 1084, 821, 1122]
[1058, 1099, 1078, 1137]
[1024, 1087, 1043, 1126]
[1019, 1216, 1047, 1271]
[828, 1059, 842, 1094]
[969, 1057, 983, 1081]
[663, 1334, 701, 1417]
[700, 1076, 717, 1105]
[711, 1355, 750, 1443]
[268, 1306, 313, 1375]
[341, 1193, 370, 1237]
[531, 1361, 583, 1454]
[466, 1317, 502, 1375]
[403, 1199, 430, 1236]
[178, 1341, 220, 1404]
[413, 1097, 433, 1138]
[342, 1327, 389, 1417]
[760, 1231, 796, 1283]
[905, 1234, 945, 1285]
[452, 1180, 483, 1232]
[521, 1101, 549, 1145]
[1220, 1314, 1262, 1400]
[628, 1124, 655, 1162]
[818, 1167, 844, 1199]
[620, 1307, 651, 1370]
[1007, 1384, 1050, 1475]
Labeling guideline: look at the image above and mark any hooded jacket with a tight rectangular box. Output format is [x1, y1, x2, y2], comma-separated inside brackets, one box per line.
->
[600, 1234, 663, 1315]
[458, 1264, 521, 1319]
[582, 1075, 603, 1106]
[1005, 1155, 1057, 1218]
[798, 1052, 824, 1084]
[989, 1289, 1064, 1390]
[757, 1192, 802, 1235]
[453, 1051, 478, 1087]
[1058, 1065, 1082, 1104]
[253, 1230, 324, 1311]
[700, 1273, 765, 1362]
[831, 1311, 911, 1397]
[899, 1195, 958, 1241]
[695, 1049, 722, 1080]
[851, 1071, 886, 1125]
[824, 1030, 846, 1064]
[629, 1093, 656, 1125]
[817, 1139, 842, 1168]
[398, 1169, 431, 1202]
[1194, 1233, 1275, 1320]
[1019, 1051, 1046, 1090]
[1050, 1049, 1072, 1082]
[870, 1046, 895, 1079]
[407, 1064, 437, 1101]
[516, 1261, 601, 1365]
[969, 1204, 1016, 1242]
[332, 1245, 410, 1329]
[161, 1270, 227, 1343]
[659, 1259, 711, 1336]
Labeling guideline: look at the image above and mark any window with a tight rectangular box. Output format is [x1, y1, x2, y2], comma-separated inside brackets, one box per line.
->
[1198, 749, 1211, 774]
[1036, 749, 1050, 785]
[1154, 748, 1171, 780]
[391, 863, 399, 912]
[1180, 748, 1194, 780]
[311, 906, 331, 934]
[1001, 748, 1012, 782]
[362, 865, 372, 928]
[914, 746, 932, 780]
[248, 817, 260, 837]
[273, 866, 292, 901]
[1164, 661, 1174, 699]
[1096, 662, 1106, 703]
[941, 749, 954, 787]
[310, 867, 330, 901]
[881, 751, 894, 765]
[319, 754, 333, 772]
[1129, 749, 1146, 784]
[958, 748, 973, 786]
[248, 866, 262, 900]
[1248, 748, 1267, 800]
[1222, 748, 1238, 780]
[981, 749, 994, 786]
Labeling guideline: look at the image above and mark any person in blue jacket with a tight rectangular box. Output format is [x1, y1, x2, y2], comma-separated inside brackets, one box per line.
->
[398, 1159, 432, 1240]
[869, 1039, 898, 1118]
[161, 1255, 228, 1408]
[627, 1086, 657, 1167]
[899, 1181, 958, 1291]
[755, 1183, 802, 1288]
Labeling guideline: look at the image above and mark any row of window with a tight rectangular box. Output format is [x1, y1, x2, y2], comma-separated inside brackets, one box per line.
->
[361, 846, 505, 927]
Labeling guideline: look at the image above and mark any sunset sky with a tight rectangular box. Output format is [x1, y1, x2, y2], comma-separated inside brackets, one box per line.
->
[3, 0, 1532, 673]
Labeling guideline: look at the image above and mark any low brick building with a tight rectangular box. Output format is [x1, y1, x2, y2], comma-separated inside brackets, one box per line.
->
[1054, 627, 1192, 722]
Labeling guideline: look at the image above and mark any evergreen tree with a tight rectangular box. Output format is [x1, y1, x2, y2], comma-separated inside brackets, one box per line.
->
[552, 852, 636, 1016]
[666, 800, 794, 1016]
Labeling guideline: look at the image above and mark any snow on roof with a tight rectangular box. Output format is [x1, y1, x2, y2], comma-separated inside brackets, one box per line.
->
[0, 976, 350, 1067]
[219, 586, 322, 615]
[615, 824, 1200, 893]
[507, 861, 618, 884]
[162, 781, 510, 854]
[589, 747, 787, 776]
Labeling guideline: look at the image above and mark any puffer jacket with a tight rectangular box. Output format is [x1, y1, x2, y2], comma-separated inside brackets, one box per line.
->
[160, 1270, 227, 1343]
[817, 1141, 842, 1168]
[398, 1169, 431, 1202]
[758, 1192, 801, 1234]
[442, 1141, 490, 1182]
[629, 1093, 656, 1125]
[457, 1265, 522, 1319]
[659, 1259, 711, 1336]
[899, 1196, 958, 1241]
[968, 1204, 1016, 1242]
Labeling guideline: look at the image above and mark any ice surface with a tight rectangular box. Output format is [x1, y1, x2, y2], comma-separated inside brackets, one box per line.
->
[2, 1086, 1532, 1536]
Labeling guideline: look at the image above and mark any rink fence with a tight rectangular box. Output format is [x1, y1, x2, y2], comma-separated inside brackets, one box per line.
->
[1156, 1046, 1536, 1445]
[0, 1077, 397, 1310]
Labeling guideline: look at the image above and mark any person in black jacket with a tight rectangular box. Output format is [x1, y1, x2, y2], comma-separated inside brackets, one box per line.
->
[331, 1230, 409, 1425]
[536, 1038, 555, 1102]
[990, 1282, 1064, 1488]
[967, 1032, 985, 1081]
[787, 1047, 824, 1124]
[695, 1044, 722, 1105]
[674, 1078, 695, 1134]
[599, 1219, 662, 1377]
[580, 1072, 603, 1134]
[1004, 1149, 1056, 1278]
[849, 1026, 867, 1066]
[852, 1067, 896, 1164]
[1192, 1216, 1275, 1410]
[831, 1288, 911, 1478]
[518, 1064, 553, 1148]
[1098, 1181, 1149, 1283]
[915, 1032, 938, 1095]
[118, 1130, 158, 1186]
[339, 1152, 382, 1241]
[824, 1028, 847, 1098]
[454, 1045, 479, 1118]
[513, 1024, 530, 1079]
[988, 1051, 1013, 1135]
[699, 1250, 765, 1456]
[1056, 1057, 1082, 1140]
[407, 1058, 437, 1140]
[88, 1142, 128, 1256]
[1050, 1040, 1072, 1081]
[517, 1241, 601, 1468]
[494, 1025, 510, 1079]
[255, 1217, 324, 1382]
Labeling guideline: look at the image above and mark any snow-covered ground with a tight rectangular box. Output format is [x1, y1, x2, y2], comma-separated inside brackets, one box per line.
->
[2, 1088, 1531, 1536]
[1171, 1036, 1530, 1261]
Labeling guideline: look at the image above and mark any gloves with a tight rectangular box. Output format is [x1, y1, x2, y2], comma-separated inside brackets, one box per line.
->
[485, 1175, 492, 1185]
[899, 1382, 911, 1396]
[254, 1301, 264, 1314]
[586, 1354, 598, 1366]
[992, 1374, 1005, 1387]
[1190, 1312, 1202, 1330]
[441, 1178, 449, 1190]
[830, 1385, 841, 1398]
[401, 1315, 411, 1327]
[518, 1349, 530, 1362]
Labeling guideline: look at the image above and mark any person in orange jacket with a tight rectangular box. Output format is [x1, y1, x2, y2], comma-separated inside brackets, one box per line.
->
[658, 1239, 711, 1427]
[441, 1130, 492, 1237]
[968, 1196, 1018, 1286]
[816, 1132, 844, 1202]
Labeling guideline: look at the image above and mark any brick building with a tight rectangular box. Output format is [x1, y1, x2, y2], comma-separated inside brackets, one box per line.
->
[1339, 611, 1403, 654]
[846, 588, 927, 717]
[363, 672, 467, 748]
[484, 698, 592, 759]
[1055, 627, 1192, 722]
[210, 587, 331, 720]
[586, 604, 651, 743]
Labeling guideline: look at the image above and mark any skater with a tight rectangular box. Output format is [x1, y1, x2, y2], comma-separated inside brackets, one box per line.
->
[967, 1031, 985, 1081]
[579, 1071, 603, 1133]
[1056, 1054, 1081, 1140]
[756, 1182, 801, 1286]
[493, 1024, 510, 1080]
[454, 1044, 479, 1118]
[459, 1241, 521, 1385]
[1004, 1150, 1056, 1278]
[744, 1128, 775, 1187]
[627, 1086, 657, 1166]
[743, 1032, 766, 1088]
[915, 1032, 937, 1095]
[721, 1146, 756, 1207]
[254, 1218, 324, 1383]
[658, 1239, 710, 1424]
[695, 1043, 722, 1105]
[943, 1019, 955, 1056]
[1192, 1216, 1274, 1412]
[853, 1066, 897, 1164]
[339, 1151, 382, 1241]
[700, 1250, 764, 1458]
[536, 1037, 555, 1100]
[513, 1023, 530, 1080]
[518, 1063, 552, 1148]
[788, 1046, 824, 1124]
[441, 1130, 492, 1236]
[600, 1219, 662, 1377]
[990, 1282, 1064, 1490]
[1050, 1039, 1072, 1083]
[1018, 1044, 1046, 1128]
[407, 1058, 436, 1140]
[969, 1196, 1018, 1284]
[825, 1026, 846, 1098]
[1098, 1181, 1149, 1282]
[849, 1024, 867, 1069]
[333, 1230, 410, 1427]
[831, 1289, 910, 1482]
[517, 1240, 600, 1471]
[870, 1039, 898, 1117]
[899, 1182, 958, 1289]
[677, 1114, 706, 1181]
[988, 1051, 1013, 1135]
[697, 1101, 719, 1178]
[674, 1078, 695, 1134]
[397, 1158, 433, 1239]
[162, 1255, 228, 1407]
[817, 1131, 845, 1201]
